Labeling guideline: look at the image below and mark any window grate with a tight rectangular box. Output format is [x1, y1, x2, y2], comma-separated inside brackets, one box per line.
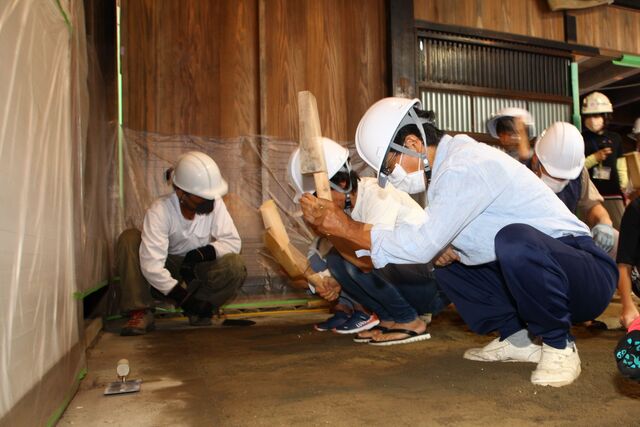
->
[418, 34, 571, 97]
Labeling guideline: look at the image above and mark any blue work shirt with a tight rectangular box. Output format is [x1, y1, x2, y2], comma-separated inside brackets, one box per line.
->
[370, 134, 590, 268]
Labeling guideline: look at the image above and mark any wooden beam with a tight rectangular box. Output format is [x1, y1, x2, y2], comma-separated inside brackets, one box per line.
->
[389, 0, 416, 97]
[579, 62, 640, 95]
[608, 87, 640, 109]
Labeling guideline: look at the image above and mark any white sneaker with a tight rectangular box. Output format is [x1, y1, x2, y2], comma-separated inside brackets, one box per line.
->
[464, 337, 542, 363]
[531, 342, 581, 387]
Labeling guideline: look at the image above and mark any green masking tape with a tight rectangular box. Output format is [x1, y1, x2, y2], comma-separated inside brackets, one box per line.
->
[54, 0, 73, 34]
[73, 277, 120, 300]
[45, 367, 87, 427]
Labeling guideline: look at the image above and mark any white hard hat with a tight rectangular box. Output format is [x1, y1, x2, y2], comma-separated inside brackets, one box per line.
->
[288, 137, 350, 202]
[582, 92, 613, 114]
[628, 117, 640, 139]
[534, 122, 585, 180]
[486, 107, 536, 139]
[172, 151, 228, 200]
[355, 97, 423, 175]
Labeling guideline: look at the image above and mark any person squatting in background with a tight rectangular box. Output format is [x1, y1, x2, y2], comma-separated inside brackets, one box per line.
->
[116, 151, 247, 335]
[289, 137, 448, 346]
[527, 122, 616, 257]
[485, 107, 536, 163]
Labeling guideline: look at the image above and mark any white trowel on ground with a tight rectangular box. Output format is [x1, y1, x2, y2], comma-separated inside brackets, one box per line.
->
[104, 359, 142, 395]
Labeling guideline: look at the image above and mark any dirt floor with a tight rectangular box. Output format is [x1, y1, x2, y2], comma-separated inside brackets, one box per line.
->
[60, 301, 640, 427]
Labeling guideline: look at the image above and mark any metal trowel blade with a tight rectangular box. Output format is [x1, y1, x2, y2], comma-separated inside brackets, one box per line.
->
[104, 379, 142, 395]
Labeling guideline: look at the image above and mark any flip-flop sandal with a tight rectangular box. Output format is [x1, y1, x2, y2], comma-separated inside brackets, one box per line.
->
[368, 328, 431, 346]
[353, 325, 389, 343]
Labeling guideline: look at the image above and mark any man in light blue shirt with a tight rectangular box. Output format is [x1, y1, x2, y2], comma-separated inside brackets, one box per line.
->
[300, 97, 617, 388]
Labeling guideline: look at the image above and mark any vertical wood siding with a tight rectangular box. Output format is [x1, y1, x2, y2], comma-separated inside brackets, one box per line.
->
[122, 0, 387, 141]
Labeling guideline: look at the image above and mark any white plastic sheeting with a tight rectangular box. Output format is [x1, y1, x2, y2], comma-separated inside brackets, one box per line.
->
[118, 130, 373, 298]
[0, 0, 91, 424]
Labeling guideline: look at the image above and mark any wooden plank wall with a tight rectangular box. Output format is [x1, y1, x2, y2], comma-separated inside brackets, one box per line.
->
[261, 0, 387, 141]
[572, 5, 640, 55]
[414, 0, 640, 56]
[122, 0, 387, 141]
[414, 0, 565, 42]
[122, 0, 259, 137]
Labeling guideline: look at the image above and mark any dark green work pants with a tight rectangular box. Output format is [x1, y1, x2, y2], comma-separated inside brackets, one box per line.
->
[116, 229, 247, 314]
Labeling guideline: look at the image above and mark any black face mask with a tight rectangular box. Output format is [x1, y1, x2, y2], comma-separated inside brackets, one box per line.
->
[195, 199, 215, 215]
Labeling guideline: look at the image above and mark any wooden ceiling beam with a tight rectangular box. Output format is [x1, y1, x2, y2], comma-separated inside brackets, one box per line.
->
[579, 62, 640, 95]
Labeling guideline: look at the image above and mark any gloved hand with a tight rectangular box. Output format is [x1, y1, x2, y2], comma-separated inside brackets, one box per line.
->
[168, 284, 213, 317]
[180, 245, 216, 284]
[591, 223, 615, 253]
[184, 245, 216, 264]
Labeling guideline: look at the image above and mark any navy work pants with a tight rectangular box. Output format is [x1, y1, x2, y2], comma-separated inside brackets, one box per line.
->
[327, 250, 449, 323]
[434, 224, 617, 348]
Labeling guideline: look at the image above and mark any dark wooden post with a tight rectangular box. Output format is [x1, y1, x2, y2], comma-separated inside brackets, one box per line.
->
[389, 0, 416, 98]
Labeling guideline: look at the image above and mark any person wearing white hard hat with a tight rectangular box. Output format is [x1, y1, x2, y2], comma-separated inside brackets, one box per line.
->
[289, 138, 448, 345]
[582, 91, 628, 229]
[300, 97, 617, 387]
[529, 122, 616, 254]
[486, 107, 536, 162]
[529, 123, 639, 327]
[116, 151, 246, 335]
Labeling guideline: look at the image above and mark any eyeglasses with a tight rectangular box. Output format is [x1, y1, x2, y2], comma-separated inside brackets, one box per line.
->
[381, 151, 400, 176]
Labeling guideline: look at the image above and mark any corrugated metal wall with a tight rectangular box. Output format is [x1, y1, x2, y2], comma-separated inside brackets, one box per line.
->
[528, 101, 571, 135]
[420, 90, 570, 135]
[471, 97, 527, 133]
[418, 30, 572, 136]
[421, 91, 472, 132]
[418, 35, 570, 97]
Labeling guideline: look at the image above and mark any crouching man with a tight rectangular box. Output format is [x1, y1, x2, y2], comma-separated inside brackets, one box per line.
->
[116, 151, 247, 336]
[302, 98, 617, 387]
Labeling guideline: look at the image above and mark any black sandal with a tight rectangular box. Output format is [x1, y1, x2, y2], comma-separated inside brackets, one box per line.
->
[353, 325, 389, 343]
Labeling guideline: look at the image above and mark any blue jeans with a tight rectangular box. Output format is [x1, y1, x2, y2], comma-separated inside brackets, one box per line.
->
[434, 224, 617, 348]
[326, 250, 448, 323]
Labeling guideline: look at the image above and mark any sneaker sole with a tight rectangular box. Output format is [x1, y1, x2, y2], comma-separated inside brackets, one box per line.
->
[531, 366, 581, 387]
[353, 336, 372, 343]
[463, 354, 541, 363]
[369, 332, 431, 346]
[334, 319, 380, 335]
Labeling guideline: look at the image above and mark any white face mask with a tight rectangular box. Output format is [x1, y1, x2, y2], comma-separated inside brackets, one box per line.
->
[387, 164, 426, 194]
[540, 173, 569, 193]
[585, 116, 604, 134]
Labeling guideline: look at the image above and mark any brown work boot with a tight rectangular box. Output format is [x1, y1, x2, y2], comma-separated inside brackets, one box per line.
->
[121, 310, 155, 336]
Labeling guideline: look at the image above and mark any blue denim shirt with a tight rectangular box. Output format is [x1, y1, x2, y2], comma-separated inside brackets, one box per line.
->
[370, 134, 590, 268]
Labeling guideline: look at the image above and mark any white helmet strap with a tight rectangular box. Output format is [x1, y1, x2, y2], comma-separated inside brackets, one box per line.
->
[379, 108, 433, 187]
